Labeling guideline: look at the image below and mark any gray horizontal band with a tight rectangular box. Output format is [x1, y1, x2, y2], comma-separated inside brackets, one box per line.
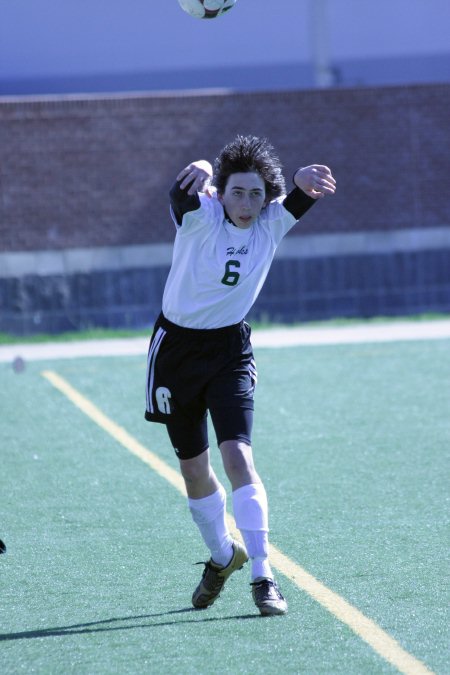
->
[0, 226, 449, 279]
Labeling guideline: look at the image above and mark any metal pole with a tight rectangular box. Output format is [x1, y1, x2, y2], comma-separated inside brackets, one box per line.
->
[310, 0, 334, 88]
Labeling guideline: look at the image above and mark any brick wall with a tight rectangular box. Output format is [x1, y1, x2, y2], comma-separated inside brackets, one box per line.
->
[1, 84, 449, 334]
[1, 84, 449, 252]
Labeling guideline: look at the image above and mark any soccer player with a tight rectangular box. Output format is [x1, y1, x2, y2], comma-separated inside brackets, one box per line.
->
[145, 135, 336, 615]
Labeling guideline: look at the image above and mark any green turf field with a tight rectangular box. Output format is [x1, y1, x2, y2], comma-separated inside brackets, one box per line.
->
[1, 338, 449, 674]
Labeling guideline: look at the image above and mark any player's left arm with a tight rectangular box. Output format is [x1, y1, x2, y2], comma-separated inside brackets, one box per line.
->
[294, 165, 336, 199]
[283, 164, 336, 219]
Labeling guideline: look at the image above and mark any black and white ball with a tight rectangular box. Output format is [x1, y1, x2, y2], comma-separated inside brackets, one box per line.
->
[178, 0, 237, 20]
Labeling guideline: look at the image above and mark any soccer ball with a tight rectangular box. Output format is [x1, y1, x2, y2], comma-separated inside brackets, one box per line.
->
[177, 0, 237, 20]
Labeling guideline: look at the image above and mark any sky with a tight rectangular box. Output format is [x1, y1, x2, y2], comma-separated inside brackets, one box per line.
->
[1, 0, 449, 81]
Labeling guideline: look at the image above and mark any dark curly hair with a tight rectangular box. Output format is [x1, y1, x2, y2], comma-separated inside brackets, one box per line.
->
[212, 135, 286, 201]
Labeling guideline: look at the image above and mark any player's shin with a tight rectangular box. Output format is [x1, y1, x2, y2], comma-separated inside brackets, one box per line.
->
[232, 482, 273, 580]
[188, 484, 234, 566]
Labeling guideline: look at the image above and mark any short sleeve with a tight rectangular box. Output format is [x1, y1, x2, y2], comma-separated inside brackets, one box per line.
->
[172, 193, 224, 236]
[259, 197, 298, 246]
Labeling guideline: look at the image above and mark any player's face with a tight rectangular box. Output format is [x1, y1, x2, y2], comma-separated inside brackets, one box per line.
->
[218, 172, 267, 229]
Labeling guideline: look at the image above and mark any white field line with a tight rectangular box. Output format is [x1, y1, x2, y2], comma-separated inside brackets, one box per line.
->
[1, 320, 450, 363]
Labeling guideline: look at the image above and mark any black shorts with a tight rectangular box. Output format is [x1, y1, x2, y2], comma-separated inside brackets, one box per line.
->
[145, 313, 257, 460]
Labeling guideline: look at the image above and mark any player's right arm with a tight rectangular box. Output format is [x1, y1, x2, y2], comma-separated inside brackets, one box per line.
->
[170, 160, 213, 225]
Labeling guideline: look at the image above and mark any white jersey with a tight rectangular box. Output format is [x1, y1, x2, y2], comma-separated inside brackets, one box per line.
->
[162, 193, 297, 329]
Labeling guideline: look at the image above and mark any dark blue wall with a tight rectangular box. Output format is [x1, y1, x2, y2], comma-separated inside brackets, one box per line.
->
[2, 249, 449, 335]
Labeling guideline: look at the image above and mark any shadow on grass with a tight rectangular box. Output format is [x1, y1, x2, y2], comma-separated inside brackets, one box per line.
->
[0, 608, 260, 642]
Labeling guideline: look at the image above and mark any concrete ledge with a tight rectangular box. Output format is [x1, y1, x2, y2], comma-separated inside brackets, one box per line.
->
[1, 227, 449, 279]
[0, 243, 174, 278]
[276, 226, 450, 259]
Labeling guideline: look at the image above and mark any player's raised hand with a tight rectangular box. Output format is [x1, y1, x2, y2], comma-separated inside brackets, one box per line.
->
[294, 165, 336, 199]
[177, 160, 213, 195]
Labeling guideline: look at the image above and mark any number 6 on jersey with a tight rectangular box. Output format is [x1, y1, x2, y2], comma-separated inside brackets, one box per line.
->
[221, 259, 241, 286]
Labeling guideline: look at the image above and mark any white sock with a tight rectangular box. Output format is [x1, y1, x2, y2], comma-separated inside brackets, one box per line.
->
[188, 485, 233, 567]
[232, 483, 273, 581]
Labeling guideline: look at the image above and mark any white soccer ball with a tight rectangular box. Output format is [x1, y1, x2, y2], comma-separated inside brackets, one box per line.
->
[177, 0, 237, 20]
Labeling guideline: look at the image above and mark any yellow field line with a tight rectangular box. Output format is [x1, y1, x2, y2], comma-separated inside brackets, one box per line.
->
[42, 369, 434, 675]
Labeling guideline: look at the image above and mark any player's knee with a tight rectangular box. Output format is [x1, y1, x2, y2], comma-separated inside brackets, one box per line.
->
[179, 449, 211, 483]
[220, 440, 257, 482]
